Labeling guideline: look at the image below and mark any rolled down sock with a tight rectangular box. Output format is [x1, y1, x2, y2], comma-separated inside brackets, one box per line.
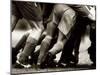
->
[37, 35, 52, 66]
[18, 29, 43, 64]
[22, 29, 42, 56]
[22, 38, 37, 57]
[49, 41, 64, 55]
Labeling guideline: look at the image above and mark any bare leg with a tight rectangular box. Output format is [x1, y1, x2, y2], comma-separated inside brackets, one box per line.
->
[42, 31, 67, 68]
[49, 31, 66, 55]
[37, 22, 57, 67]
[49, 5, 76, 56]
[37, 4, 76, 67]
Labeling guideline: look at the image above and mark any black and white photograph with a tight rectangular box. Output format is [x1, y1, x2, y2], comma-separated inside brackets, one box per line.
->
[11, 0, 96, 74]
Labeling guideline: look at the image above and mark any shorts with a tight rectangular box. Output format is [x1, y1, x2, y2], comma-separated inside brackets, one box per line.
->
[58, 6, 76, 37]
[51, 4, 71, 25]
[49, 4, 76, 37]
[12, 1, 42, 21]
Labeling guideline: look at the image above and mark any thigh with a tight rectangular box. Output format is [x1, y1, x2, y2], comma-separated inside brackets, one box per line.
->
[15, 1, 42, 21]
[12, 1, 22, 18]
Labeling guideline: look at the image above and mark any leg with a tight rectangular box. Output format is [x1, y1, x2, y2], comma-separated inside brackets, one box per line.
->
[57, 7, 76, 65]
[37, 22, 57, 67]
[11, 2, 21, 31]
[59, 33, 76, 65]
[49, 31, 66, 55]
[12, 30, 30, 64]
[44, 31, 66, 68]
[17, 20, 44, 65]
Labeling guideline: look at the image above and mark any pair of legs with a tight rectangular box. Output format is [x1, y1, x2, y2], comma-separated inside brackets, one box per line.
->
[59, 15, 95, 67]
[45, 5, 96, 67]
[12, 1, 44, 65]
[12, 17, 44, 65]
[37, 4, 76, 68]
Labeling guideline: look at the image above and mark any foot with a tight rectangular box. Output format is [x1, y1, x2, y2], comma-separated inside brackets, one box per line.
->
[13, 63, 24, 68]
[17, 52, 29, 65]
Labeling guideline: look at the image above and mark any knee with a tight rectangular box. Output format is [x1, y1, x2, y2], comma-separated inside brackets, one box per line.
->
[46, 22, 57, 36]
[27, 30, 42, 42]
[53, 4, 66, 15]
[47, 22, 57, 30]
[42, 35, 52, 44]
[26, 34, 38, 45]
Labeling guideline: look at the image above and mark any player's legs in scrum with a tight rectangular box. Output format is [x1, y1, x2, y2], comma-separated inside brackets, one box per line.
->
[13, 2, 44, 67]
[37, 4, 76, 68]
